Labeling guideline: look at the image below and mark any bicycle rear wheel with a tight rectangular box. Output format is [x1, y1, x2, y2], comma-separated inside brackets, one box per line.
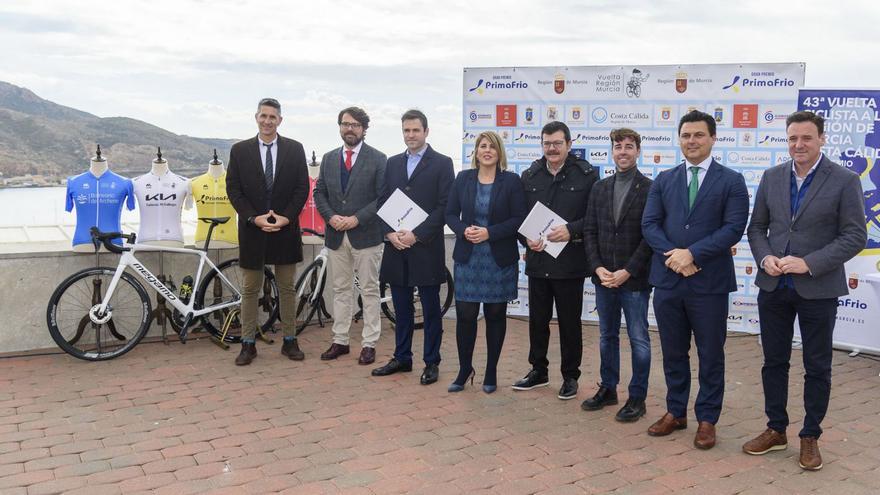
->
[46, 267, 152, 361]
[196, 259, 279, 343]
[379, 267, 454, 329]
[294, 258, 329, 335]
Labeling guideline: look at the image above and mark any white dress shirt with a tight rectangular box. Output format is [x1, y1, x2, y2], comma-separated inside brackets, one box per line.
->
[258, 135, 279, 178]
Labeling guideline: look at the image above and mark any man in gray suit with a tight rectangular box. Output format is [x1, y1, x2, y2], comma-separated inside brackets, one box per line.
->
[743, 111, 866, 471]
[314, 107, 387, 365]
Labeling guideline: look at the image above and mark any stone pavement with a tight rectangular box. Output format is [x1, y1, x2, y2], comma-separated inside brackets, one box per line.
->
[1, 318, 879, 494]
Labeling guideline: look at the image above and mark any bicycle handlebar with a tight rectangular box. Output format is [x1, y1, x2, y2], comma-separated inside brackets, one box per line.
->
[89, 227, 136, 254]
[301, 227, 325, 238]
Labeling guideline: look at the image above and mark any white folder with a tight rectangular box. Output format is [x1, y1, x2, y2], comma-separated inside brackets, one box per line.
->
[517, 201, 568, 258]
[377, 188, 429, 232]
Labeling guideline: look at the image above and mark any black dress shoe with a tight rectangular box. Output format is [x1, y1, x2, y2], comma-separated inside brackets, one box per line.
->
[512, 369, 550, 391]
[558, 377, 578, 400]
[420, 364, 439, 385]
[615, 397, 647, 422]
[581, 385, 619, 411]
[235, 342, 257, 366]
[281, 339, 304, 361]
[371, 358, 413, 376]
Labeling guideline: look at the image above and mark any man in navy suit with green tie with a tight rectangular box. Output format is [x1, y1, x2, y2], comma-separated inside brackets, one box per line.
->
[641, 110, 749, 450]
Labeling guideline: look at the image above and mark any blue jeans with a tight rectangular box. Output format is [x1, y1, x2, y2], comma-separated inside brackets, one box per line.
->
[595, 284, 651, 399]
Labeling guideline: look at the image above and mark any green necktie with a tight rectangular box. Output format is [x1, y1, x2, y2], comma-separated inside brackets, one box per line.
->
[688, 166, 700, 209]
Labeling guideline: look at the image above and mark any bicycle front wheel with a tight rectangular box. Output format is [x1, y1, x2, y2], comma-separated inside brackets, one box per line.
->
[380, 267, 454, 329]
[294, 258, 327, 335]
[195, 259, 279, 343]
[46, 268, 152, 361]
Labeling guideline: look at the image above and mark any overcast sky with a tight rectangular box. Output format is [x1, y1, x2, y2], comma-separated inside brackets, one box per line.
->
[2, 0, 878, 165]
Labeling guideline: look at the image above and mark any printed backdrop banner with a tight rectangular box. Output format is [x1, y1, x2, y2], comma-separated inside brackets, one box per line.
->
[798, 89, 880, 353]
[462, 63, 805, 328]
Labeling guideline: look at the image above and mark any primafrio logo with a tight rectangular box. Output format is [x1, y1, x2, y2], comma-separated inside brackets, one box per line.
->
[722, 73, 797, 93]
[839, 298, 868, 309]
[514, 133, 541, 144]
[468, 77, 528, 95]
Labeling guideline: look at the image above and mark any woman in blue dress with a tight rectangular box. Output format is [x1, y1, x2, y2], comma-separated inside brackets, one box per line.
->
[445, 131, 526, 393]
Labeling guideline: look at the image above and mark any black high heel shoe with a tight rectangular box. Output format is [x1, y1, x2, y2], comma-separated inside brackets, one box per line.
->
[448, 369, 475, 392]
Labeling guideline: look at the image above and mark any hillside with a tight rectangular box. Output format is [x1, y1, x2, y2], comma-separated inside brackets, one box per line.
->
[0, 81, 236, 182]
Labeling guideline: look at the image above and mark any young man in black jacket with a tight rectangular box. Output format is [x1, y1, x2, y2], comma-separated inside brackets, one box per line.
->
[581, 128, 653, 421]
[513, 121, 598, 400]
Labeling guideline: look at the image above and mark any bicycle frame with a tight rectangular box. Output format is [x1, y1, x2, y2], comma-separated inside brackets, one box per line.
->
[97, 242, 240, 319]
[298, 246, 329, 305]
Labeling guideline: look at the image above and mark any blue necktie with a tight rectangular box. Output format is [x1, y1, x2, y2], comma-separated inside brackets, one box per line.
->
[264, 143, 274, 189]
[264, 143, 274, 207]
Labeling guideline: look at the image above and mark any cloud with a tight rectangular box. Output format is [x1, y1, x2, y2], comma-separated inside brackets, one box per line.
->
[2, 0, 880, 164]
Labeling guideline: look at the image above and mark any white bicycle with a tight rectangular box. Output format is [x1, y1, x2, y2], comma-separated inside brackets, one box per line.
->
[294, 228, 454, 334]
[46, 218, 279, 361]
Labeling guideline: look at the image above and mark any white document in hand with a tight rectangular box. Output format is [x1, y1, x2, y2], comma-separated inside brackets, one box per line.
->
[377, 188, 429, 232]
[517, 201, 568, 258]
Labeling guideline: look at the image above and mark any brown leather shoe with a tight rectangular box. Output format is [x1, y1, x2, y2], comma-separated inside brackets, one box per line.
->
[743, 428, 788, 455]
[235, 342, 256, 366]
[799, 436, 823, 471]
[647, 412, 687, 436]
[281, 339, 305, 361]
[694, 421, 716, 450]
[358, 347, 376, 365]
[320, 343, 350, 360]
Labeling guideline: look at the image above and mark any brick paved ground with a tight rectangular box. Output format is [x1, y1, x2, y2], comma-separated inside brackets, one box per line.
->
[1, 317, 879, 494]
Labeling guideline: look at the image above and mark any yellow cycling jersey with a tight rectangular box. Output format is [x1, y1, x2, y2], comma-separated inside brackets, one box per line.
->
[190, 172, 238, 245]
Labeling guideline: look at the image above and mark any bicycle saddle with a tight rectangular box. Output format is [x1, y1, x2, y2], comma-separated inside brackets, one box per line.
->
[199, 217, 230, 225]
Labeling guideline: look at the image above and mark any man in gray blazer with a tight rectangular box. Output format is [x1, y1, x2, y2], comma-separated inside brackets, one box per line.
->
[314, 107, 387, 365]
[743, 111, 866, 471]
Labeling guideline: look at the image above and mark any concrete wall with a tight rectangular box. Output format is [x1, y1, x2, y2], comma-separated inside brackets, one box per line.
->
[0, 237, 457, 354]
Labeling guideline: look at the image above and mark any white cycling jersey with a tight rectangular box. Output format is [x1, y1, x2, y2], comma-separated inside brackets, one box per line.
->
[132, 172, 192, 243]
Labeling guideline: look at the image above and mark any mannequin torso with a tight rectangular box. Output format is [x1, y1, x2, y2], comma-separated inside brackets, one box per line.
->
[132, 160, 191, 247]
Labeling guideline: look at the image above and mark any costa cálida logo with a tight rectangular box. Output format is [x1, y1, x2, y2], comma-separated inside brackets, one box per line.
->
[554, 73, 565, 94]
[849, 273, 859, 289]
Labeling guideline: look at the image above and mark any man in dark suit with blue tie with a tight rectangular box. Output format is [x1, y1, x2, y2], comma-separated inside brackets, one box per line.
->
[227, 98, 310, 366]
[372, 109, 455, 385]
[641, 110, 749, 449]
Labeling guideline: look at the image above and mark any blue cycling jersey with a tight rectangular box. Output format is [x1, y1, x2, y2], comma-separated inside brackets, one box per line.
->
[65, 170, 135, 247]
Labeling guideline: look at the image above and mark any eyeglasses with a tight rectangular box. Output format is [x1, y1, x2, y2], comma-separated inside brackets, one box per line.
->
[340, 122, 363, 130]
[542, 141, 567, 148]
